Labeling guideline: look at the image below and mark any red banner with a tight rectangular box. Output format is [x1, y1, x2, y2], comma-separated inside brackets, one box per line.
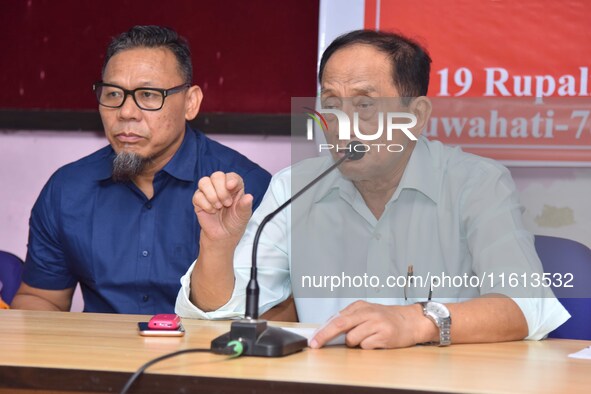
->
[365, 0, 591, 165]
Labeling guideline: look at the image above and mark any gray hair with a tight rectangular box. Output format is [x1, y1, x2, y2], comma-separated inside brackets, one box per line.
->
[102, 25, 192, 84]
[112, 151, 151, 182]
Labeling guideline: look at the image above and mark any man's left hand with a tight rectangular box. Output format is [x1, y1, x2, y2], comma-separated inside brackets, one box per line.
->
[309, 300, 435, 349]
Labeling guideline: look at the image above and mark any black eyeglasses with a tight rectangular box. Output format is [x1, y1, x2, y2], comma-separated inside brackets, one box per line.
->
[93, 82, 190, 111]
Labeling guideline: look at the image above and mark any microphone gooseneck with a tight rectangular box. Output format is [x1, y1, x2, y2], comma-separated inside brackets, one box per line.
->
[212, 141, 365, 356]
[245, 141, 364, 319]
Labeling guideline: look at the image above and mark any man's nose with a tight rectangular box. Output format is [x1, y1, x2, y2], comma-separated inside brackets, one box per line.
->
[118, 93, 142, 119]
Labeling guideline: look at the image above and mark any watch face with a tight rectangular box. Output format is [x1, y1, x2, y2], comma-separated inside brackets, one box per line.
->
[426, 302, 450, 318]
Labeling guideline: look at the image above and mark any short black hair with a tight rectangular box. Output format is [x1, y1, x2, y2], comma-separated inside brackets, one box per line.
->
[102, 25, 192, 84]
[319, 29, 431, 97]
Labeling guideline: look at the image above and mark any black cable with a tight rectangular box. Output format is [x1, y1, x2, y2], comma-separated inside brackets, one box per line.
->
[119, 341, 244, 394]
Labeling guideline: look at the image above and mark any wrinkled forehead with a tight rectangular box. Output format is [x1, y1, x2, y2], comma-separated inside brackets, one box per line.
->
[320, 45, 398, 97]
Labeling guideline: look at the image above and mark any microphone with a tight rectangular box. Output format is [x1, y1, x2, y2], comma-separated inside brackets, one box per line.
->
[211, 141, 365, 357]
[343, 140, 365, 161]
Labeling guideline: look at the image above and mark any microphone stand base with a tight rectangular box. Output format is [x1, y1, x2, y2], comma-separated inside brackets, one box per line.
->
[211, 319, 307, 357]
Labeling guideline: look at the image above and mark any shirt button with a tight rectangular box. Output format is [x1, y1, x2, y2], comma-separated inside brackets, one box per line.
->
[145, 202, 152, 209]
[142, 250, 149, 257]
[142, 295, 149, 302]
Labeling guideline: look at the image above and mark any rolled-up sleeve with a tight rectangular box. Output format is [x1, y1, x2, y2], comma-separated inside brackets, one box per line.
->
[175, 260, 245, 319]
[513, 297, 570, 340]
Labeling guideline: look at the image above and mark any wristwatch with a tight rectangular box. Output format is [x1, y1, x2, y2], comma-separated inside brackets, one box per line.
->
[418, 301, 452, 346]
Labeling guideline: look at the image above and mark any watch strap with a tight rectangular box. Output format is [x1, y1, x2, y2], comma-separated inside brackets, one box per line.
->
[418, 301, 451, 346]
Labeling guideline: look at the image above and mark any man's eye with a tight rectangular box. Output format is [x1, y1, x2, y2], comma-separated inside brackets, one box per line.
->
[356, 100, 374, 109]
[140, 91, 156, 98]
[322, 99, 341, 109]
[106, 91, 122, 98]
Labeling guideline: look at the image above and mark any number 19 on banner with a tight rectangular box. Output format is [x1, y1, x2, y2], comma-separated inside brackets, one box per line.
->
[437, 67, 473, 97]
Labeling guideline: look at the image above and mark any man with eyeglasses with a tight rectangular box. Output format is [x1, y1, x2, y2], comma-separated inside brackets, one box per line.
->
[11, 26, 271, 314]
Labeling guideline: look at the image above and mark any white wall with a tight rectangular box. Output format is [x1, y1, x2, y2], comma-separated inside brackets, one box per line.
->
[2, 130, 590, 311]
[512, 167, 591, 248]
[0, 130, 294, 260]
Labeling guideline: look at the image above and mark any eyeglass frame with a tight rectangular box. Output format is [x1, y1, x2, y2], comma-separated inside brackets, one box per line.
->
[92, 82, 191, 111]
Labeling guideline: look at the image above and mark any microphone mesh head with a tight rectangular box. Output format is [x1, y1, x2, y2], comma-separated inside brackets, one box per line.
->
[345, 141, 365, 161]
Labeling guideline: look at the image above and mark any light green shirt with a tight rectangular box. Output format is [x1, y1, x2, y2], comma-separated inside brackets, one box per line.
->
[176, 137, 569, 340]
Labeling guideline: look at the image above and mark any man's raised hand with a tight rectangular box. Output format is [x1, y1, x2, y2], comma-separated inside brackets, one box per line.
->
[193, 171, 252, 243]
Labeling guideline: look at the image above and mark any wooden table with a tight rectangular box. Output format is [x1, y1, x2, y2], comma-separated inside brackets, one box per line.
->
[0, 309, 589, 393]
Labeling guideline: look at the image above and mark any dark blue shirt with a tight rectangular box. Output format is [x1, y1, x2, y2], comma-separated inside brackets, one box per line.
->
[23, 125, 271, 314]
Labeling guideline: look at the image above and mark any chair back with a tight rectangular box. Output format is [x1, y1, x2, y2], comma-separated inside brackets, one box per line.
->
[534, 235, 591, 340]
[0, 251, 24, 305]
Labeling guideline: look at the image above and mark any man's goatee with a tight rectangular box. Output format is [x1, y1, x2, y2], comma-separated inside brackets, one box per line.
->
[112, 151, 151, 182]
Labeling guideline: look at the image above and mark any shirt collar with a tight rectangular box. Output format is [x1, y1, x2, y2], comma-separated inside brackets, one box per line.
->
[95, 124, 196, 183]
[95, 148, 116, 181]
[392, 136, 441, 204]
[161, 124, 196, 182]
[313, 136, 441, 205]
[309, 158, 357, 205]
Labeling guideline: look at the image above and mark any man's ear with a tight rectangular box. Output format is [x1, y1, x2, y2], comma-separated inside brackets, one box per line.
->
[408, 96, 432, 139]
[184, 85, 203, 121]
